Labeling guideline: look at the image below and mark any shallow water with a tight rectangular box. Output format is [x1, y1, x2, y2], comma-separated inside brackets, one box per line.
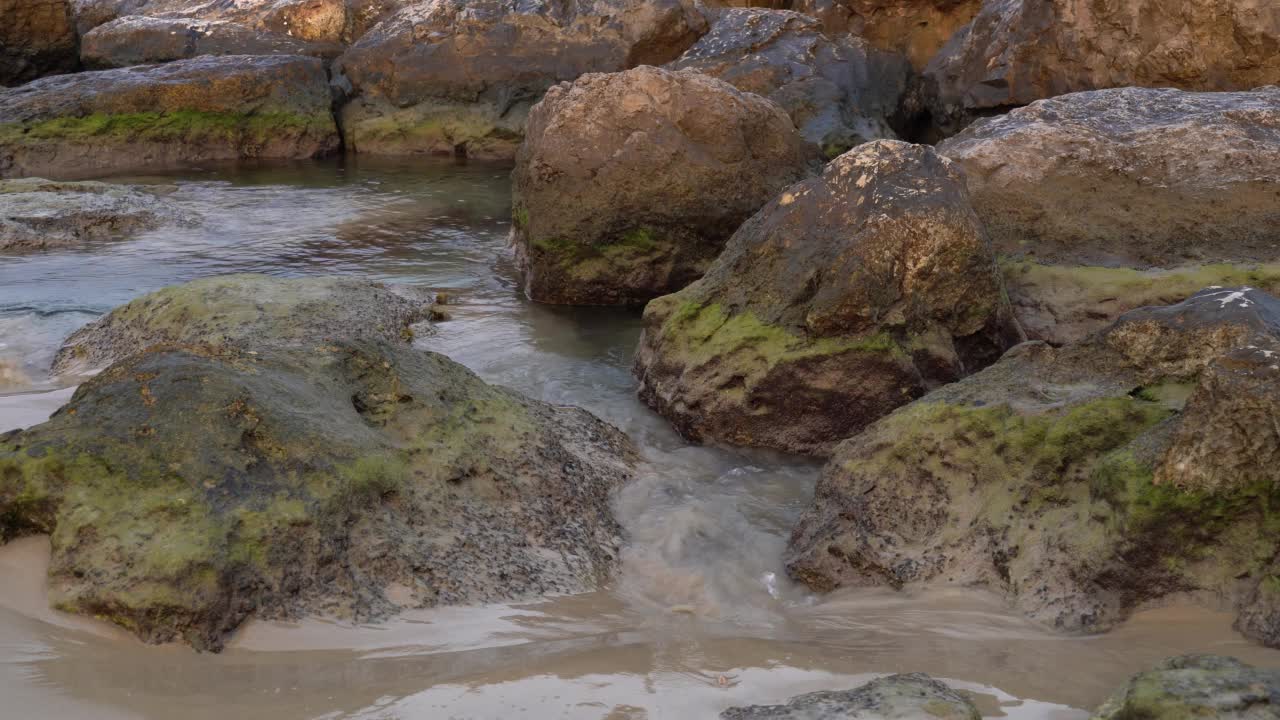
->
[1, 158, 1276, 719]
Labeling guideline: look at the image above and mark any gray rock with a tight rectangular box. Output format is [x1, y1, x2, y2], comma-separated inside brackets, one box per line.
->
[1093, 655, 1280, 719]
[0, 177, 195, 251]
[721, 673, 981, 719]
[81, 16, 335, 68]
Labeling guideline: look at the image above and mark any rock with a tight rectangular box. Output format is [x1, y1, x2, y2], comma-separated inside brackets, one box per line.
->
[921, 0, 1280, 136]
[72, 0, 353, 43]
[0, 55, 340, 179]
[1, 275, 637, 651]
[1093, 655, 1280, 719]
[786, 287, 1280, 642]
[0, 177, 195, 251]
[512, 66, 814, 306]
[721, 673, 981, 720]
[0, 0, 79, 86]
[81, 16, 333, 69]
[332, 0, 708, 159]
[938, 86, 1280, 267]
[790, 0, 981, 70]
[667, 8, 906, 157]
[634, 140, 1014, 456]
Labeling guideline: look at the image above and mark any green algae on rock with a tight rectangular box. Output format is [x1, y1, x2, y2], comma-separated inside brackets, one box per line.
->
[635, 140, 1016, 456]
[1093, 655, 1280, 719]
[1, 276, 637, 651]
[786, 287, 1280, 644]
[721, 673, 981, 720]
[0, 54, 339, 179]
[512, 65, 815, 306]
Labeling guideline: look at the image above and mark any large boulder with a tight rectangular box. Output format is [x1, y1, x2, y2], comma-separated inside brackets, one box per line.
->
[667, 8, 906, 157]
[0, 54, 340, 179]
[786, 287, 1280, 643]
[0, 0, 79, 86]
[635, 140, 1015, 456]
[0, 177, 195, 251]
[512, 65, 815, 306]
[938, 86, 1280, 345]
[72, 0, 354, 43]
[0, 275, 638, 651]
[790, 0, 981, 70]
[920, 0, 1280, 136]
[1093, 656, 1280, 719]
[80, 16, 334, 68]
[721, 673, 981, 720]
[332, 0, 708, 159]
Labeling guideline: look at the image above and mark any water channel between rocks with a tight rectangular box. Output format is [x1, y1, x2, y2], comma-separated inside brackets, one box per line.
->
[1, 158, 1275, 720]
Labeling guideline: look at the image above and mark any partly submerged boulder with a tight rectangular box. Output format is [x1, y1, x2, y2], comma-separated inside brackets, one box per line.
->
[80, 16, 332, 68]
[1093, 656, 1280, 719]
[920, 0, 1280, 136]
[0, 177, 195, 251]
[0, 0, 79, 86]
[667, 8, 906, 157]
[1, 275, 637, 651]
[721, 673, 981, 720]
[635, 140, 1015, 456]
[512, 65, 815, 306]
[787, 287, 1280, 643]
[0, 54, 339, 179]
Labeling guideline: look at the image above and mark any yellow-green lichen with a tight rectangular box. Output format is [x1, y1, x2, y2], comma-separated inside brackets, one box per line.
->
[0, 110, 333, 145]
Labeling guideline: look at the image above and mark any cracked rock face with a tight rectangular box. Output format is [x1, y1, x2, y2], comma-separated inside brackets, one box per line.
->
[0, 275, 638, 651]
[786, 286, 1280, 646]
[512, 65, 815, 306]
[634, 140, 1016, 456]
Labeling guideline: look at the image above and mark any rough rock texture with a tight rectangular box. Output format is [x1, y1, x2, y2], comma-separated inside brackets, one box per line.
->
[1, 275, 637, 651]
[0, 0, 79, 86]
[939, 87, 1280, 267]
[921, 0, 1280, 136]
[1093, 655, 1280, 719]
[790, 0, 981, 69]
[72, 0, 355, 43]
[721, 673, 981, 719]
[0, 178, 195, 251]
[668, 8, 906, 157]
[787, 286, 1280, 643]
[635, 140, 1015, 456]
[81, 16, 333, 68]
[332, 0, 708, 159]
[512, 66, 814, 306]
[0, 54, 340, 179]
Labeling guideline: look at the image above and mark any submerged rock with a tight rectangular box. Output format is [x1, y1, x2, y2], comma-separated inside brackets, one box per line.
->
[635, 140, 1014, 456]
[668, 8, 906, 156]
[0, 177, 194, 251]
[721, 673, 981, 720]
[81, 16, 333, 68]
[1093, 655, 1280, 719]
[920, 0, 1280, 135]
[0, 54, 339, 179]
[939, 87, 1280, 267]
[1, 275, 637, 651]
[512, 65, 814, 306]
[333, 0, 708, 159]
[0, 0, 79, 86]
[787, 287, 1280, 643]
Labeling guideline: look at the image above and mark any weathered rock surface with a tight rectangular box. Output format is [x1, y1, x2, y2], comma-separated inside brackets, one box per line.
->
[939, 86, 1280, 267]
[635, 140, 1014, 456]
[787, 287, 1280, 643]
[1, 275, 637, 651]
[72, 0, 355, 43]
[668, 8, 905, 157]
[0, 55, 340, 179]
[1093, 655, 1280, 719]
[512, 65, 814, 306]
[332, 0, 708, 159]
[81, 16, 333, 68]
[721, 673, 981, 719]
[791, 0, 980, 70]
[0, 0, 79, 86]
[0, 178, 195, 251]
[921, 0, 1280, 136]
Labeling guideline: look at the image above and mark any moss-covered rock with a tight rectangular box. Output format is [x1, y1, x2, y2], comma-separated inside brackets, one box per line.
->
[635, 140, 1016, 456]
[721, 673, 981, 720]
[0, 177, 195, 251]
[1092, 655, 1280, 719]
[512, 65, 816, 306]
[1, 275, 637, 651]
[0, 54, 339, 178]
[787, 287, 1280, 642]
